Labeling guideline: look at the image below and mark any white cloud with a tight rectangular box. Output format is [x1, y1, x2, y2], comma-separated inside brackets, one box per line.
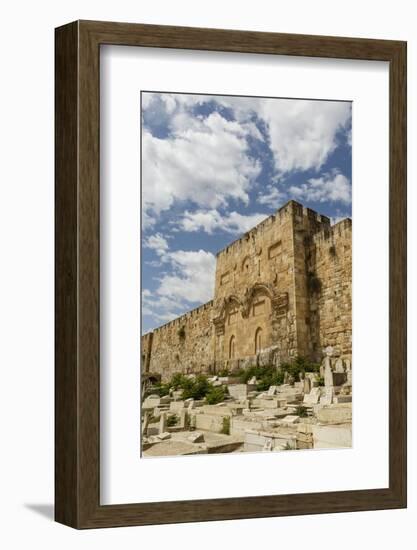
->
[157, 250, 216, 304]
[142, 94, 351, 228]
[142, 288, 190, 325]
[330, 209, 351, 225]
[142, 111, 261, 226]
[144, 93, 351, 176]
[289, 171, 351, 205]
[180, 209, 268, 235]
[213, 96, 351, 175]
[142, 249, 216, 328]
[259, 100, 351, 175]
[257, 185, 286, 207]
[143, 233, 169, 257]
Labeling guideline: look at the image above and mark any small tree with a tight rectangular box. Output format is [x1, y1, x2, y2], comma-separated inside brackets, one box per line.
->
[205, 386, 227, 405]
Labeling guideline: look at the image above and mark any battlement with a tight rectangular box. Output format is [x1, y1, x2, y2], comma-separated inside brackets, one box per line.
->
[148, 299, 214, 335]
[310, 216, 352, 246]
[215, 200, 332, 259]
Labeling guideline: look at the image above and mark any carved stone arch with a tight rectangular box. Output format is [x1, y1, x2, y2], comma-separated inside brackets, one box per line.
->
[242, 282, 276, 318]
[254, 327, 263, 353]
[218, 294, 242, 319]
[213, 294, 243, 335]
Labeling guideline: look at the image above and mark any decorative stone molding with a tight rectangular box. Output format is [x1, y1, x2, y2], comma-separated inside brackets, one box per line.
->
[212, 294, 243, 335]
[212, 283, 289, 325]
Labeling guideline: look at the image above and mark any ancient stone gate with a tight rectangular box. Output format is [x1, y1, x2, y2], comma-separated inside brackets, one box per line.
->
[142, 200, 352, 381]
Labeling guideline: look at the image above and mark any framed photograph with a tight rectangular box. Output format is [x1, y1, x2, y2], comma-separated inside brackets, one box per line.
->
[55, 20, 406, 528]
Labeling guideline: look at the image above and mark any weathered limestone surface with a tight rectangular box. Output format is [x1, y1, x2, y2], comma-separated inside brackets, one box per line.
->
[145, 302, 214, 381]
[312, 424, 352, 449]
[308, 219, 352, 363]
[316, 403, 352, 424]
[142, 201, 352, 381]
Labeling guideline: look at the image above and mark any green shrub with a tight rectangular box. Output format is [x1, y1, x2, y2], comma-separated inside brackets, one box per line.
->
[170, 373, 188, 389]
[279, 357, 320, 381]
[163, 373, 223, 401]
[295, 405, 308, 418]
[238, 364, 284, 390]
[218, 367, 230, 377]
[316, 375, 325, 387]
[236, 357, 320, 391]
[205, 386, 227, 405]
[166, 414, 178, 427]
[145, 383, 170, 398]
[221, 416, 231, 435]
[181, 374, 211, 400]
[256, 368, 285, 391]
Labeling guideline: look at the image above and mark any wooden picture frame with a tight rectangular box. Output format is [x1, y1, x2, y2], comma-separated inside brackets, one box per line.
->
[55, 20, 407, 529]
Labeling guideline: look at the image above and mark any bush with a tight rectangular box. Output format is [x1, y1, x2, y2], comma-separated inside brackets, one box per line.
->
[144, 383, 170, 398]
[218, 367, 230, 377]
[221, 416, 230, 435]
[295, 405, 308, 418]
[166, 414, 178, 427]
[170, 373, 188, 389]
[236, 357, 320, 391]
[181, 374, 211, 400]
[159, 373, 224, 402]
[279, 357, 320, 381]
[236, 364, 284, 391]
[205, 386, 227, 405]
[316, 375, 325, 387]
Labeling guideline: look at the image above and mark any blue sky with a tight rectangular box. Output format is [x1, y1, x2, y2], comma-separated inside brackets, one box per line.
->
[141, 92, 352, 333]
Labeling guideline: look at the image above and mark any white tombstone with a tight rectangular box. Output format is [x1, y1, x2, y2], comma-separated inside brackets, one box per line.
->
[324, 356, 333, 387]
[347, 370, 352, 385]
[335, 358, 345, 373]
[325, 346, 334, 357]
[179, 409, 187, 428]
[303, 387, 321, 405]
[320, 386, 334, 405]
[159, 412, 167, 434]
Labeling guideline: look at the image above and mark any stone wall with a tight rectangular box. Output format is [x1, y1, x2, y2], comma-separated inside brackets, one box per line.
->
[141, 332, 153, 373]
[141, 200, 352, 379]
[212, 201, 331, 366]
[146, 301, 214, 381]
[307, 218, 352, 362]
